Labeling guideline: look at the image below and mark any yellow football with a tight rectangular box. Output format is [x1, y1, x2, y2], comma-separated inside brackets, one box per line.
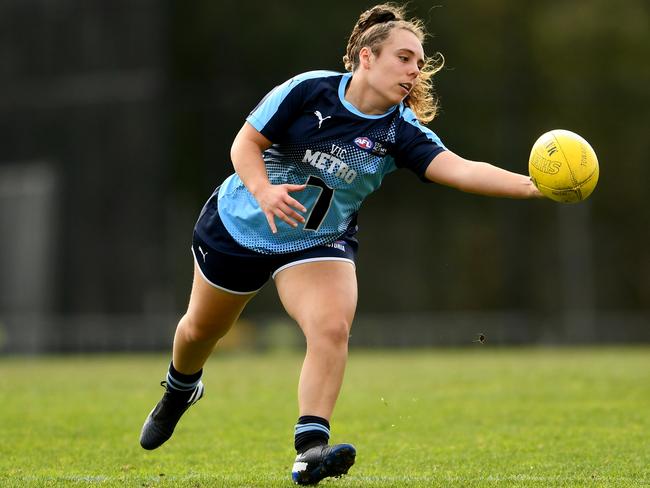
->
[528, 129, 599, 203]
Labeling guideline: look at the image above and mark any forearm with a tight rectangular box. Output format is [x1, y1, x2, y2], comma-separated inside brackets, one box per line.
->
[457, 160, 539, 199]
[229, 122, 306, 233]
[230, 123, 273, 197]
[231, 139, 271, 197]
[426, 151, 543, 199]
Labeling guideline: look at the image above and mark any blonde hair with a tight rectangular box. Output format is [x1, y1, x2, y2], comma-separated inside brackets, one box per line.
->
[343, 3, 444, 123]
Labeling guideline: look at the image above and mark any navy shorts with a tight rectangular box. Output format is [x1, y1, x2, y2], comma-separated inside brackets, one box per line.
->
[192, 212, 358, 295]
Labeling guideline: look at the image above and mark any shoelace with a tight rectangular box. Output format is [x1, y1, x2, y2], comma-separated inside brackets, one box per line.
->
[160, 379, 201, 404]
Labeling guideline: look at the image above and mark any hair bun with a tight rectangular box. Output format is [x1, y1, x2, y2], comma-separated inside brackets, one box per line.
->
[358, 8, 401, 32]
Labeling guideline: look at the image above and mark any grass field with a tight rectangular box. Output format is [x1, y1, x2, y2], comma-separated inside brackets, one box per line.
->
[1, 347, 649, 487]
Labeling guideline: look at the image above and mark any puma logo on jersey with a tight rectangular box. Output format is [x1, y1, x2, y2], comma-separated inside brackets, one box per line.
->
[302, 149, 357, 183]
[314, 111, 332, 129]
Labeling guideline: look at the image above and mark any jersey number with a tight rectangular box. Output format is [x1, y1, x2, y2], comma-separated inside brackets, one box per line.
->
[304, 176, 334, 231]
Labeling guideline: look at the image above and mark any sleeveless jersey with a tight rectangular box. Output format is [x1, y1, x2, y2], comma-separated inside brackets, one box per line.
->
[199, 70, 446, 254]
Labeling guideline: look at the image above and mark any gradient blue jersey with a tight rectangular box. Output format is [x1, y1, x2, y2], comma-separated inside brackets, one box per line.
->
[200, 70, 446, 254]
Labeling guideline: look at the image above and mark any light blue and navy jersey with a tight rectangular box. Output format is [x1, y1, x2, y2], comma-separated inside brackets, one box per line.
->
[200, 70, 447, 255]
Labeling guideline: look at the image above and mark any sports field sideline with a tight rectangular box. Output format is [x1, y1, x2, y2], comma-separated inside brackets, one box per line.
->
[1, 347, 648, 487]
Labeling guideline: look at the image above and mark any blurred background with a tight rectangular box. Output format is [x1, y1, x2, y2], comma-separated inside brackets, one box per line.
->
[1, 0, 648, 353]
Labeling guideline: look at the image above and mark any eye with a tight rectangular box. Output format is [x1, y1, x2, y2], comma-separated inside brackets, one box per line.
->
[398, 55, 408, 62]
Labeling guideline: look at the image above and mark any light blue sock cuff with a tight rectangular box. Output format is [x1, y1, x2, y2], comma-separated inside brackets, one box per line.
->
[294, 422, 331, 437]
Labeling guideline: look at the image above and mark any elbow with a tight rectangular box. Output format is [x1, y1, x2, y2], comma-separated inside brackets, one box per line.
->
[230, 136, 241, 164]
[446, 160, 477, 192]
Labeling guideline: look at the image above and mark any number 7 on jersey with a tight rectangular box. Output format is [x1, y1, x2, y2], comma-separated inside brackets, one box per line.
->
[303, 176, 334, 231]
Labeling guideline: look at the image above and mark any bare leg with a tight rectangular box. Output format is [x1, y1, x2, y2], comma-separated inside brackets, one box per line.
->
[275, 261, 357, 420]
[140, 262, 257, 450]
[172, 263, 255, 374]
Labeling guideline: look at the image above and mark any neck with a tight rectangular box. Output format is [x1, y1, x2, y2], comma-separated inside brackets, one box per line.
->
[345, 73, 394, 115]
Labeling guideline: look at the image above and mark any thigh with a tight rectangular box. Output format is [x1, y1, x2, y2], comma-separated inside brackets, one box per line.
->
[186, 262, 256, 333]
[274, 260, 358, 337]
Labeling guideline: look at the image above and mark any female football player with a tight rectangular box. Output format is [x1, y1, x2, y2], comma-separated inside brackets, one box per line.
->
[139, 3, 543, 485]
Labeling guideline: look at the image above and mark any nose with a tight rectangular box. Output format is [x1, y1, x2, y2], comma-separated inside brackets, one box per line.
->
[409, 62, 420, 78]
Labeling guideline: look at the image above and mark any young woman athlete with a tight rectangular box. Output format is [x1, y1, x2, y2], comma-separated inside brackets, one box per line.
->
[139, 3, 543, 485]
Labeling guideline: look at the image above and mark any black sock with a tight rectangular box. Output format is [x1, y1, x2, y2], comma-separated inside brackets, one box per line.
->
[294, 415, 330, 453]
[166, 361, 202, 392]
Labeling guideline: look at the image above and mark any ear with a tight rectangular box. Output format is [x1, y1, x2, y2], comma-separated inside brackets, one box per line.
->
[359, 46, 373, 70]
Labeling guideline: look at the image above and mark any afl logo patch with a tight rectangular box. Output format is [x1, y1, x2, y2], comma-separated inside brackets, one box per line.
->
[354, 137, 374, 150]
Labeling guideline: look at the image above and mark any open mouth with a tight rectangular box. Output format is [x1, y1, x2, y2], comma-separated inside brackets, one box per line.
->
[399, 82, 412, 94]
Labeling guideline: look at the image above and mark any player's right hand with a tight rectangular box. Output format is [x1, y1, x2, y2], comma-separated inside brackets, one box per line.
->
[253, 183, 307, 234]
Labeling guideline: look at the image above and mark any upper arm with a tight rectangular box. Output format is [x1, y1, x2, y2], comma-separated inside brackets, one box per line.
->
[424, 150, 473, 187]
[232, 121, 273, 153]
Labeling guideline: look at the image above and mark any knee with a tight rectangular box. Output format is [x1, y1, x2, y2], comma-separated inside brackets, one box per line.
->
[179, 313, 229, 343]
[304, 317, 351, 349]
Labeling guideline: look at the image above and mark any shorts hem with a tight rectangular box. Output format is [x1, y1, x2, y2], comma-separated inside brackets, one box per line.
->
[271, 257, 356, 279]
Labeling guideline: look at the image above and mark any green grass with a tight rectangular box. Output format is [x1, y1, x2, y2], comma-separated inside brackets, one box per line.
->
[1, 347, 649, 487]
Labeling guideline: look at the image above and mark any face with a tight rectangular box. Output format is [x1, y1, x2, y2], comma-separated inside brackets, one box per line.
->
[362, 28, 425, 108]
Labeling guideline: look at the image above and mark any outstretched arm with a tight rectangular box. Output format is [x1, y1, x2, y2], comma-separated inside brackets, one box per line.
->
[230, 122, 307, 233]
[425, 150, 543, 199]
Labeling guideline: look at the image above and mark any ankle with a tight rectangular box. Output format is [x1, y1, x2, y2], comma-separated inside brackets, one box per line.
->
[295, 415, 330, 453]
[166, 361, 202, 392]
